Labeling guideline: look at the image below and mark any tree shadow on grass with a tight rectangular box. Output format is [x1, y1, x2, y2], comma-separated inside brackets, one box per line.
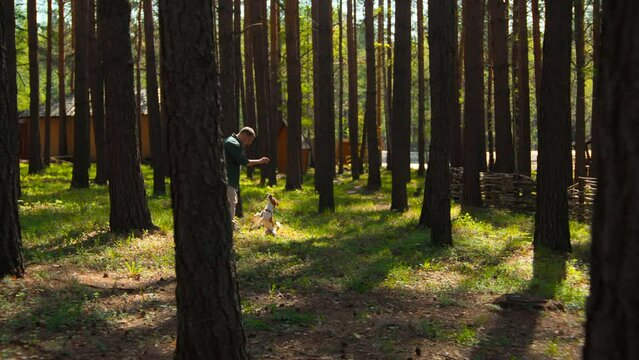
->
[469, 251, 567, 359]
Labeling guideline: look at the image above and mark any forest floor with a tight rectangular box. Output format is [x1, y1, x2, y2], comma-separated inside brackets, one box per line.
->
[1, 163, 591, 359]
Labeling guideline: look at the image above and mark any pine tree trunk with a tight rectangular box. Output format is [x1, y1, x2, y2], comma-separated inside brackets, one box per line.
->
[451, 0, 464, 169]
[90, 0, 107, 185]
[574, 0, 585, 183]
[347, 0, 359, 180]
[0, 0, 24, 279]
[365, 0, 381, 192]
[243, 0, 257, 179]
[58, 0, 68, 157]
[417, 0, 426, 177]
[389, 0, 410, 209]
[285, 0, 302, 190]
[314, 0, 335, 212]
[462, 0, 484, 207]
[533, 0, 572, 253]
[99, 0, 155, 233]
[135, 2, 143, 156]
[375, 0, 383, 171]
[531, 0, 542, 115]
[4, 0, 19, 197]
[219, 0, 236, 137]
[252, 0, 274, 185]
[269, 0, 281, 182]
[489, 0, 514, 173]
[144, 0, 165, 196]
[590, 0, 601, 176]
[44, 0, 53, 167]
[515, 0, 530, 176]
[420, 0, 453, 246]
[233, 0, 242, 128]
[158, 1, 248, 357]
[338, 0, 344, 175]
[487, 15, 495, 173]
[28, 0, 44, 174]
[71, 0, 90, 188]
[584, 3, 639, 356]
[385, 0, 393, 170]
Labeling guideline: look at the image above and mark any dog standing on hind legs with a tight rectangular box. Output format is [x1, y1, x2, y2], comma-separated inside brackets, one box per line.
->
[253, 194, 281, 235]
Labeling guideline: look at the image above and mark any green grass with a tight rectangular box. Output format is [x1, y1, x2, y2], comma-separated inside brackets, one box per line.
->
[6, 163, 592, 344]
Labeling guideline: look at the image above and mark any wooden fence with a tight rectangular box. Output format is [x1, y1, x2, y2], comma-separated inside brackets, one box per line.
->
[450, 167, 596, 222]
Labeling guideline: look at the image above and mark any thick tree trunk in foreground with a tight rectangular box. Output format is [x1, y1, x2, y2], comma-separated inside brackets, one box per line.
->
[314, 0, 335, 211]
[99, 0, 155, 233]
[584, 3, 639, 357]
[90, 0, 107, 185]
[285, 0, 302, 190]
[420, 0, 453, 246]
[28, 0, 44, 174]
[533, 0, 572, 253]
[365, 0, 381, 192]
[144, 0, 166, 196]
[390, 0, 411, 210]
[462, 0, 483, 207]
[58, 0, 68, 157]
[0, 0, 24, 278]
[159, 1, 248, 356]
[489, 0, 514, 173]
[347, 0, 359, 180]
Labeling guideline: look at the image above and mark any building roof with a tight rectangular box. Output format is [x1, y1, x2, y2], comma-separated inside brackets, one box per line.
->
[18, 89, 154, 119]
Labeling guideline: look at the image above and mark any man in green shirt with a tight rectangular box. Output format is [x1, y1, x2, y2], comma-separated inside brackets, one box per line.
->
[224, 127, 269, 224]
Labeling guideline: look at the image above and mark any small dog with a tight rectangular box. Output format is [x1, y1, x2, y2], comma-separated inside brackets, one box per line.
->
[252, 194, 281, 235]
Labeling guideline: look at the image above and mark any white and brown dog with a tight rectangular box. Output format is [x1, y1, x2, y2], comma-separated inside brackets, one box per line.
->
[252, 194, 281, 235]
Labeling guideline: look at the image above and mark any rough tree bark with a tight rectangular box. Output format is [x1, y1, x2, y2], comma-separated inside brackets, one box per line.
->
[269, 0, 281, 181]
[584, 2, 639, 356]
[462, 0, 484, 207]
[419, 0, 454, 246]
[390, 0, 410, 210]
[314, 0, 335, 211]
[450, 0, 463, 168]
[489, 0, 514, 173]
[0, 0, 25, 279]
[531, 0, 542, 115]
[285, 0, 302, 190]
[71, 0, 91, 188]
[99, 0, 156, 233]
[144, 0, 166, 196]
[533, 0, 572, 253]
[158, 0, 249, 357]
[347, 0, 359, 180]
[28, 0, 44, 174]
